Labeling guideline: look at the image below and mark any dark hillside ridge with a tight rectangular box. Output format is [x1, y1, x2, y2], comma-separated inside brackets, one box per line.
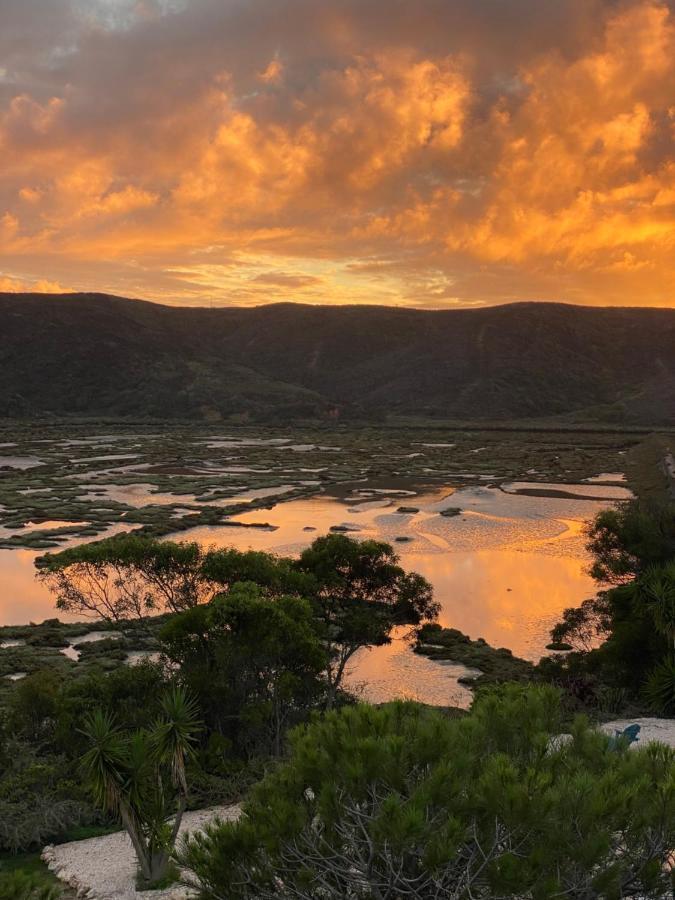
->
[2, 292, 675, 424]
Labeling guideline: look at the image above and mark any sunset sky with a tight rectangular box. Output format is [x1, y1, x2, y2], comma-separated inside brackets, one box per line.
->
[1, 0, 675, 308]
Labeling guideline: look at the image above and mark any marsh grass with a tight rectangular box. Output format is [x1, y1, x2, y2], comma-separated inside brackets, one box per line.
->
[0, 422, 653, 549]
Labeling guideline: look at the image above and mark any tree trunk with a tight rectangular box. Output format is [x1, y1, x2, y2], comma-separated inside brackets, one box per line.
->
[325, 675, 337, 711]
[148, 850, 170, 885]
[119, 806, 152, 882]
[325, 648, 354, 709]
[169, 794, 187, 847]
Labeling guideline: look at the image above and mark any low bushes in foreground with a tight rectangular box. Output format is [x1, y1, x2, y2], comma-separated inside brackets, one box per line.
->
[180, 685, 675, 900]
[0, 868, 60, 900]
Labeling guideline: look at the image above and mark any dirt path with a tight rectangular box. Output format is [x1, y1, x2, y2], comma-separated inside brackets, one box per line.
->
[42, 805, 241, 900]
[599, 717, 675, 748]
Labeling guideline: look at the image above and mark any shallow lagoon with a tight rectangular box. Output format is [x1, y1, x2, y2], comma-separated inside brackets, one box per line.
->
[0, 424, 636, 706]
[166, 481, 631, 705]
[171, 481, 631, 658]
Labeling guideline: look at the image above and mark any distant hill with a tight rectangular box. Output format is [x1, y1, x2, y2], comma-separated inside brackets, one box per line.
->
[2, 292, 675, 424]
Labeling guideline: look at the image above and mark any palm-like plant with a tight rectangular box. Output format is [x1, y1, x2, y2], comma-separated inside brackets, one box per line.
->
[644, 657, 675, 715]
[638, 561, 675, 652]
[81, 686, 201, 887]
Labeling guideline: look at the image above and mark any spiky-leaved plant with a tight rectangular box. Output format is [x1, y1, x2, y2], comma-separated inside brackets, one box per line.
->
[81, 686, 201, 888]
[644, 657, 675, 716]
[639, 562, 675, 652]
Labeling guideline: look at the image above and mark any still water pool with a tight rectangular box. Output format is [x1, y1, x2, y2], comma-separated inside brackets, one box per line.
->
[168, 481, 629, 705]
[0, 481, 631, 707]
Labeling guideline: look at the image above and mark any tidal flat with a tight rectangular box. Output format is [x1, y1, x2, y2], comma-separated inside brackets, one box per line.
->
[0, 422, 650, 705]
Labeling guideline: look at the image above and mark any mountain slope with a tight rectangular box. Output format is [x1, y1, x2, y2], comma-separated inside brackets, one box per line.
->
[2, 292, 675, 424]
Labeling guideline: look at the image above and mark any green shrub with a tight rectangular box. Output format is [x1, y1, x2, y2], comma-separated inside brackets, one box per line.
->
[180, 685, 675, 899]
[0, 745, 92, 853]
[0, 870, 60, 900]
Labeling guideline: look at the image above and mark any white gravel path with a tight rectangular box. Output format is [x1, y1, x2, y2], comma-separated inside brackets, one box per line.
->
[42, 805, 241, 900]
[599, 717, 675, 748]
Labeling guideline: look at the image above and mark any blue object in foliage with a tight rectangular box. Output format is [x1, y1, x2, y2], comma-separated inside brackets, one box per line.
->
[607, 723, 641, 751]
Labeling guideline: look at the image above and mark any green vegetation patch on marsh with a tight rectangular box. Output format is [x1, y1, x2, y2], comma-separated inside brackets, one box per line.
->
[415, 623, 534, 686]
[0, 422, 652, 549]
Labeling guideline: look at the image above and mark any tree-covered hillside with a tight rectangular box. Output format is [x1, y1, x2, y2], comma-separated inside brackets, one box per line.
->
[3, 293, 675, 423]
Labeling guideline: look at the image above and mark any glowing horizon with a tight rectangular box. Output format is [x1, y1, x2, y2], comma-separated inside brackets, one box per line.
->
[1, 0, 675, 308]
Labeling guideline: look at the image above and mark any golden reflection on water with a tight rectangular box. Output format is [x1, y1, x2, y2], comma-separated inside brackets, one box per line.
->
[345, 629, 478, 708]
[0, 484, 617, 707]
[173, 487, 604, 661]
[0, 525, 135, 626]
[408, 549, 593, 657]
[0, 549, 61, 625]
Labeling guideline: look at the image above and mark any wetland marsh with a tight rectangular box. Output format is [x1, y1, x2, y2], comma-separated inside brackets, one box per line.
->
[0, 423, 640, 705]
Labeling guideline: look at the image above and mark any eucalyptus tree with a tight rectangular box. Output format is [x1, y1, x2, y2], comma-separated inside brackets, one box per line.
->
[586, 500, 675, 585]
[296, 535, 438, 707]
[37, 536, 215, 621]
[546, 502, 675, 708]
[203, 536, 439, 711]
[160, 582, 327, 757]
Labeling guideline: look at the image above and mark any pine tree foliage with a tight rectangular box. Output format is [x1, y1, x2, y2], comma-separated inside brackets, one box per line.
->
[179, 686, 675, 899]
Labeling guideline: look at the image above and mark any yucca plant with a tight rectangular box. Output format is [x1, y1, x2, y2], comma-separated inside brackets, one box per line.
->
[639, 562, 675, 652]
[81, 686, 201, 888]
[644, 657, 675, 716]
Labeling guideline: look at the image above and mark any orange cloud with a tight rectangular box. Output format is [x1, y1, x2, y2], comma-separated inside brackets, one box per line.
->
[0, 0, 674, 307]
[0, 273, 69, 293]
[452, 1, 675, 268]
[258, 58, 283, 84]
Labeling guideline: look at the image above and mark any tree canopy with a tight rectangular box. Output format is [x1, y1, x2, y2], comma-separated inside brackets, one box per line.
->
[36, 535, 214, 621]
[546, 499, 675, 714]
[160, 583, 328, 756]
[296, 535, 438, 705]
[35, 533, 438, 708]
[180, 684, 675, 899]
[586, 500, 675, 585]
